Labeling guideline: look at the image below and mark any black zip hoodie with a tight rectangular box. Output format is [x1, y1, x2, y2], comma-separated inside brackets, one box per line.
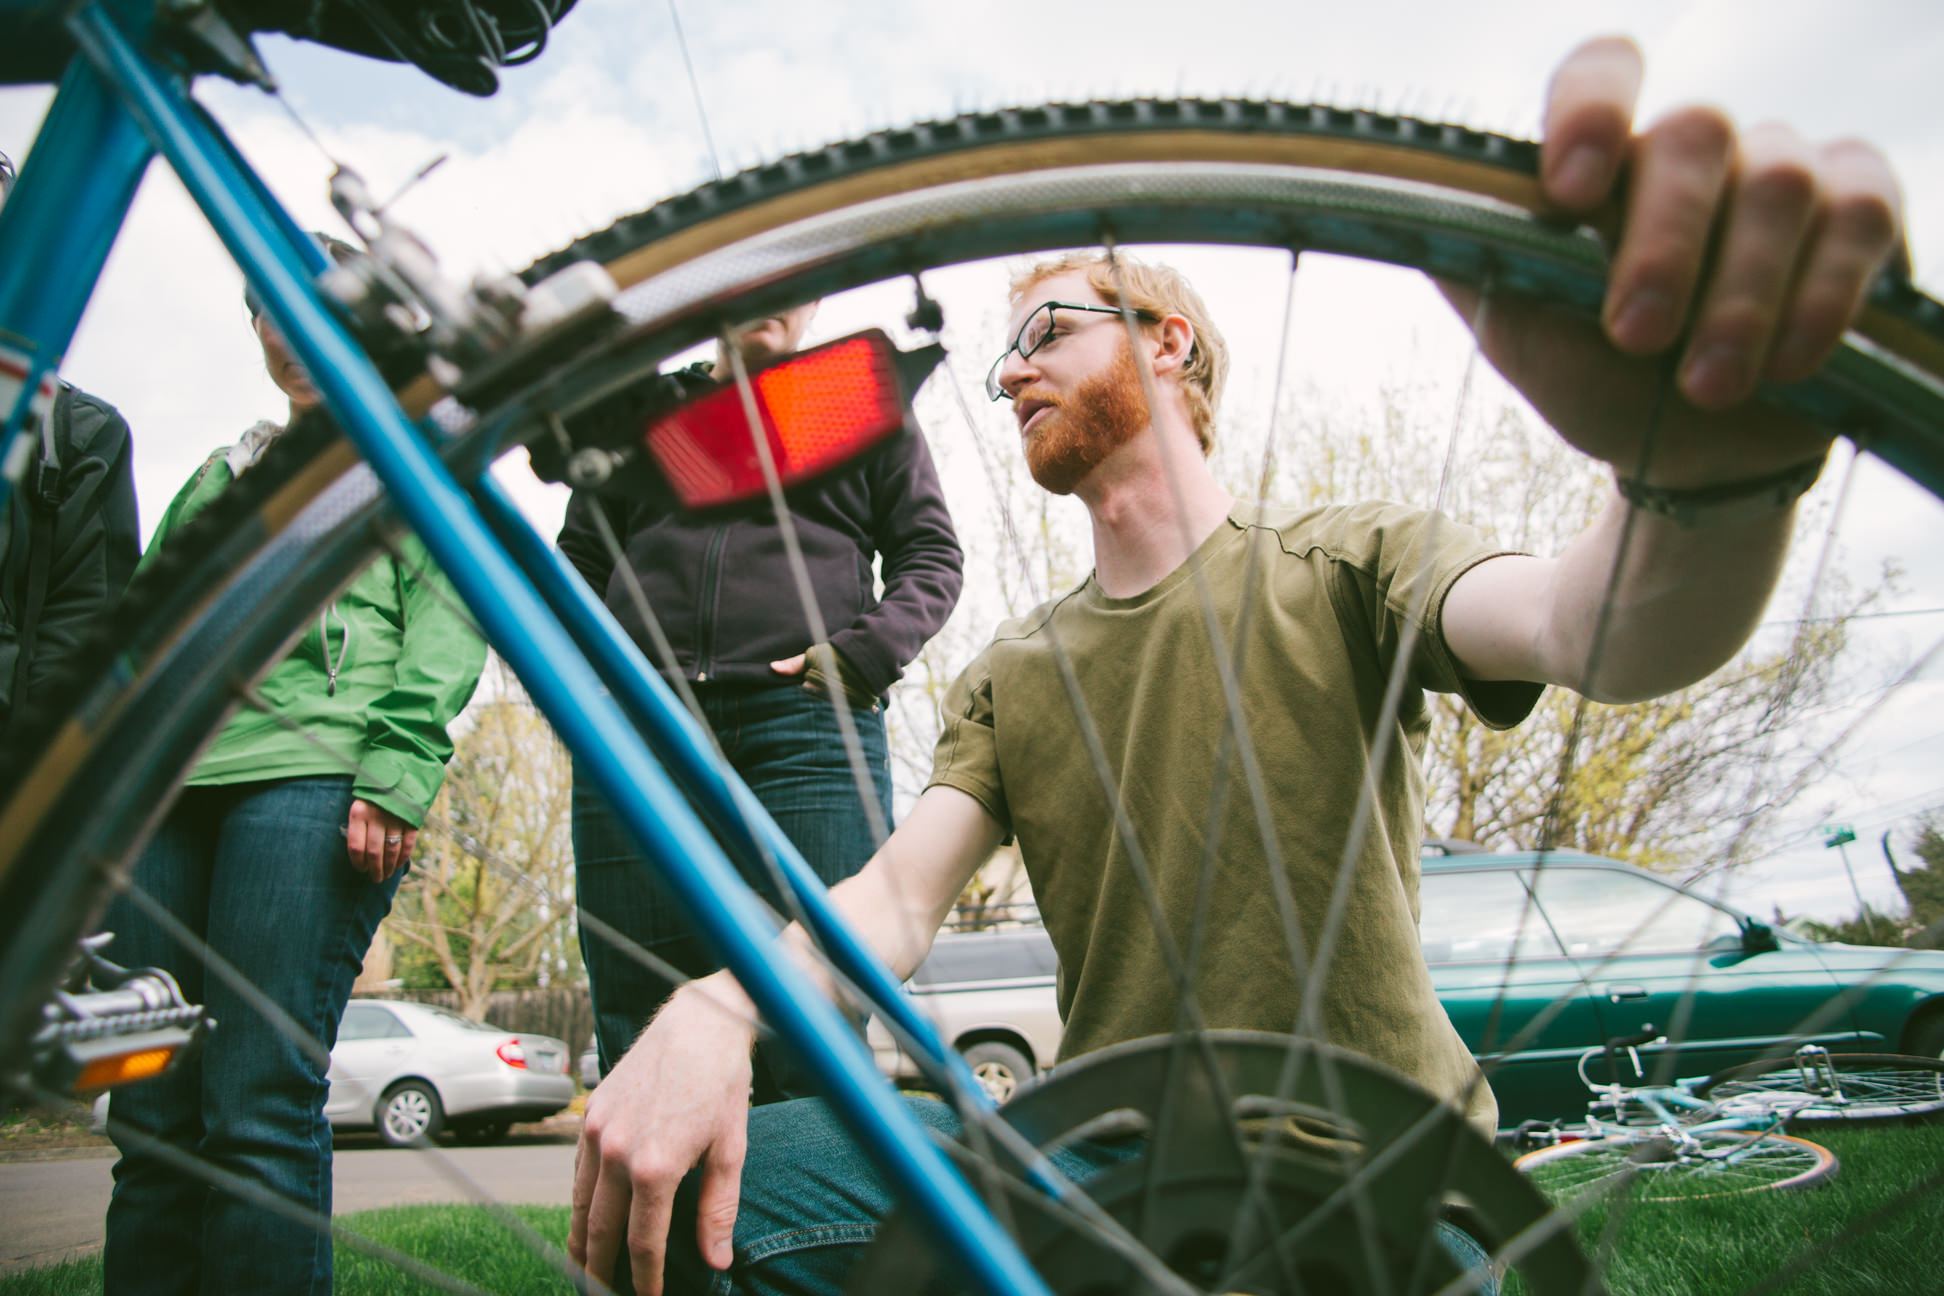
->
[556, 365, 963, 700]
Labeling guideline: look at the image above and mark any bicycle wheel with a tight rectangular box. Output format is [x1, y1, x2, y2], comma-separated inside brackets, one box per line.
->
[855, 1034, 1591, 1296]
[1513, 1131, 1839, 1203]
[5, 97, 1943, 1296]
[1698, 1053, 1944, 1125]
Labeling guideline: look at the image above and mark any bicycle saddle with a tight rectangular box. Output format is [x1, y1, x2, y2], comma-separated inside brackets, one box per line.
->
[0, 0, 579, 96]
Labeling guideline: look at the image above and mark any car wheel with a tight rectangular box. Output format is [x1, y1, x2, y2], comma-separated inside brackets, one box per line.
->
[376, 1081, 444, 1148]
[1908, 1013, 1944, 1060]
[962, 1041, 1033, 1104]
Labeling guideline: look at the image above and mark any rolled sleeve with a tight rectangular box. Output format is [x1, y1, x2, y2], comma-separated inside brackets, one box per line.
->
[924, 650, 1011, 840]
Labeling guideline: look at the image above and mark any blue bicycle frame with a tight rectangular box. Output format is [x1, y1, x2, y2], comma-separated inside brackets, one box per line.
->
[0, 4, 1052, 1293]
[1566, 1044, 1797, 1159]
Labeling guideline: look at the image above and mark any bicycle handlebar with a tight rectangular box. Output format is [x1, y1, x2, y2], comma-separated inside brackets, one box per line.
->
[1575, 1026, 1665, 1091]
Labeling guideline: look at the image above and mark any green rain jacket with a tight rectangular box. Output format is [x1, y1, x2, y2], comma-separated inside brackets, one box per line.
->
[139, 425, 486, 827]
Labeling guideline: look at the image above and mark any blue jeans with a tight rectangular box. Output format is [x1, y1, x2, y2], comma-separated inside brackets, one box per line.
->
[644, 1096, 1500, 1296]
[574, 679, 892, 1103]
[100, 776, 401, 1296]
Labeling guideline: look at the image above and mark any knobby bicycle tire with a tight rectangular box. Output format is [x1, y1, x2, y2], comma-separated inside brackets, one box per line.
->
[3, 97, 1943, 1296]
[1698, 1053, 1944, 1125]
[1513, 1131, 1839, 1203]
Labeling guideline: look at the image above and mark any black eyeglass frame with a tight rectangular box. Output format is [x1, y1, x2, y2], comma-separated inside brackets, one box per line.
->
[984, 300, 1160, 401]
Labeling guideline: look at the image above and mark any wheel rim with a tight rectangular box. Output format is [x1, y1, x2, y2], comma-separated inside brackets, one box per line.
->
[1711, 1058, 1944, 1122]
[973, 1059, 1019, 1103]
[383, 1090, 433, 1143]
[540, 160, 1944, 495]
[1516, 1131, 1837, 1203]
[5, 94, 1942, 1296]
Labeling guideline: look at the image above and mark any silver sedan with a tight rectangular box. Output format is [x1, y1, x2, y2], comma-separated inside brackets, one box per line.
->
[324, 999, 575, 1147]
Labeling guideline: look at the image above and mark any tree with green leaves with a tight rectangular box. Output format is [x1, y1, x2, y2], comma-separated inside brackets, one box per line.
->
[384, 660, 580, 1016]
[1254, 382, 1897, 874]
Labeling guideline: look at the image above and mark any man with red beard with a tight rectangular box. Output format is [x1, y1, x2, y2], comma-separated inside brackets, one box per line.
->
[571, 35, 1904, 1296]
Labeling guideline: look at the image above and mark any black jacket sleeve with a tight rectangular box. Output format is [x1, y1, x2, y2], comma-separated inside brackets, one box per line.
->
[556, 489, 632, 596]
[13, 388, 140, 702]
[554, 365, 708, 596]
[827, 423, 963, 697]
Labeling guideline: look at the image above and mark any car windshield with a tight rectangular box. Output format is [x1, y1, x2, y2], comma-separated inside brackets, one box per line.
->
[1528, 868, 1743, 957]
[413, 1004, 508, 1032]
[1418, 870, 1564, 963]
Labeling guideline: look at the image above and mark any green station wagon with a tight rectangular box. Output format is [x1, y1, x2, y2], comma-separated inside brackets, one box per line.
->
[879, 847, 1944, 1130]
[1421, 845, 1944, 1124]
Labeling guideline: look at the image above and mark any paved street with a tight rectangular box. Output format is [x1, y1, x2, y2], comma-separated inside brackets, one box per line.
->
[0, 1137, 577, 1276]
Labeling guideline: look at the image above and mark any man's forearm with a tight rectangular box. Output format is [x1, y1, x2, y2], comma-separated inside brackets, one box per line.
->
[654, 785, 1002, 1044]
[1536, 488, 1798, 701]
[663, 861, 946, 1040]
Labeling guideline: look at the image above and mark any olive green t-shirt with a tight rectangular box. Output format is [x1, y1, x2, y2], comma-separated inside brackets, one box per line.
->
[927, 502, 1541, 1135]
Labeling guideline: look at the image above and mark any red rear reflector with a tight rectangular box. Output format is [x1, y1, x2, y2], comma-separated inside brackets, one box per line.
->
[643, 330, 913, 509]
[496, 1040, 529, 1069]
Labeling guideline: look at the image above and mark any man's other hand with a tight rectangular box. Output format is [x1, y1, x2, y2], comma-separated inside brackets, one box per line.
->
[570, 984, 757, 1296]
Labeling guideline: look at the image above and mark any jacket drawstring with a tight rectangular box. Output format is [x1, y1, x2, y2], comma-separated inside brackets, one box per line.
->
[320, 603, 352, 697]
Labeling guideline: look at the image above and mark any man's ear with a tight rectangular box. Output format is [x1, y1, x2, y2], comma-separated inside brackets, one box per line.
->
[1148, 314, 1195, 378]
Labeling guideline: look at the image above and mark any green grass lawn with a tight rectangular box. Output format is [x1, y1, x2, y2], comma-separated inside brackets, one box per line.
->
[4, 1128, 1938, 1294]
[0, 1205, 578, 1296]
[1502, 1125, 1944, 1296]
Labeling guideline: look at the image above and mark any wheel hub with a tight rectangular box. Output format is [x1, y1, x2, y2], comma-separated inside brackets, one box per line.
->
[852, 1033, 1593, 1295]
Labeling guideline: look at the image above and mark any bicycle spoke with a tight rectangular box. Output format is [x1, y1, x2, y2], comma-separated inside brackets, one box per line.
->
[12, 74, 1944, 1296]
[547, 417, 719, 738]
[721, 336, 892, 851]
[95, 877, 611, 1295]
[1218, 275, 1506, 1294]
[10, 1082, 514, 1296]
[219, 677, 958, 1066]
[1069, 243, 1364, 1291]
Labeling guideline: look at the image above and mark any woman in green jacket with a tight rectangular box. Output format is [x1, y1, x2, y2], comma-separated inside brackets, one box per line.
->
[99, 280, 486, 1296]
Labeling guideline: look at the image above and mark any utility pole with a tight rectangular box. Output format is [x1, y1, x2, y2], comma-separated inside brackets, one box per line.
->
[1823, 823, 1867, 915]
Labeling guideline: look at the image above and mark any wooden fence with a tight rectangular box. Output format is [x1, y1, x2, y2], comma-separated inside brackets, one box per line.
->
[366, 986, 594, 1050]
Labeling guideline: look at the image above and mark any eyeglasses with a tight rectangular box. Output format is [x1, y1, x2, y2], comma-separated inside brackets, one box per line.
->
[984, 301, 1158, 401]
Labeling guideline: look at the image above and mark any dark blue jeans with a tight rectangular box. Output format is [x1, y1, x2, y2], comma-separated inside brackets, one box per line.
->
[574, 679, 892, 1103]
[100, 776, 401, 1296]
[648, 1096, 1500, 1296]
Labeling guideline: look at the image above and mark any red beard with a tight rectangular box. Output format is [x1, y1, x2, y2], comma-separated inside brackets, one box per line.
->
[1022, 339, 1152, 495]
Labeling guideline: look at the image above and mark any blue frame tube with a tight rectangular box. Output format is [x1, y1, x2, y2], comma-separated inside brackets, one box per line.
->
[70, 9, 1052, 1295]
[0, 52, 152, 509]
[470, 475, 996, 1105]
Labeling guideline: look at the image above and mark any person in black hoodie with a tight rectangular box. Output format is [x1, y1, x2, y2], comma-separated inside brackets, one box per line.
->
[558, 302, 963, 1100]
[0, 148, 140, 748]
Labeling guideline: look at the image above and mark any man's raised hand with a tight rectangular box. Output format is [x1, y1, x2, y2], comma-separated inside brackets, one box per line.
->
[1451, 34, 1905, 487]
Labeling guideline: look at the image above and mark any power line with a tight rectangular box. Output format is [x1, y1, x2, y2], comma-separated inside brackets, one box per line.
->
[1760, 607, 1944, 627]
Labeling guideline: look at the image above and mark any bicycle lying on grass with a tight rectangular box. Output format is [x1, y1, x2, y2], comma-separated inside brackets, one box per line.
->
[4, 3, 1944, 1295]
[1513, 1031, 1944, 1204]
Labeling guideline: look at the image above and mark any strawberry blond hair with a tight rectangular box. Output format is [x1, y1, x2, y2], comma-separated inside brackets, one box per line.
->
[1008, 251, 1228, 453]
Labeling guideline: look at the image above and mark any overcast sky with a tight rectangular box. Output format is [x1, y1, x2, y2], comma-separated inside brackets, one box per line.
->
[4, 0, 1942, 921]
